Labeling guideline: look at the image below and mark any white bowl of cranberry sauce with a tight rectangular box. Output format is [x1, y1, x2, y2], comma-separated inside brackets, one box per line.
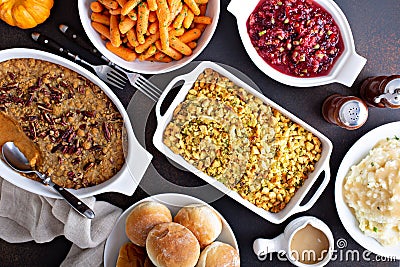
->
[228, 0, 366, 87]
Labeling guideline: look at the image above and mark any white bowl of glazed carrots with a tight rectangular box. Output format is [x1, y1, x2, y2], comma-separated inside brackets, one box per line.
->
[78, 0, 219, 74]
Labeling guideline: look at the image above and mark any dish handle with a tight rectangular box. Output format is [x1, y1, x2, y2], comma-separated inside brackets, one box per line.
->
[107, 128, 153, 196]
[227, 0, 241, 17]
[227, 0, 258, 18]
[334, 52, 367, 87]
[253, 234, 286, 259]
[296, 164, 331, 213]
[155, 72, 194, 123]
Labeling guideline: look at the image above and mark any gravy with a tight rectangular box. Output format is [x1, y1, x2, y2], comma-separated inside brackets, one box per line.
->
[290, 224, 329, 264]
[0, 112, 41, 167]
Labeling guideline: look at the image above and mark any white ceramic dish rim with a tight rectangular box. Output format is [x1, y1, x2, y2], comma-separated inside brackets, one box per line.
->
[227, 0, 367, 87]
[0, 48, 152, 199]
[103, 193, 239, 267]
[78, 0, 220, 74]
[335, 121, 400, 259]
[153, 61, 333, 224]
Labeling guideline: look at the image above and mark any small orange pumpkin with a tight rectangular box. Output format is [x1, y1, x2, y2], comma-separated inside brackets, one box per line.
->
[0, 0, 54, 29]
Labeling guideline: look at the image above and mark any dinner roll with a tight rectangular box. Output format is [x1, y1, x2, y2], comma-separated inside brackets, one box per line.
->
[196, 241, 240, 267]
[125, 201, 172, 247]
[146, 222, 200, 267]
[174, 204, 222, 248]
[116, 242, 147, 267]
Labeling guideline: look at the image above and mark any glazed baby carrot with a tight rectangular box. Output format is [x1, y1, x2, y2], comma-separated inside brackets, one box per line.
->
[127, 9, 137, 20]
[184, 0, 200, 15]
[135, 32, 160, 53]
[91, 12, 110, 26]
[147, 0, 158, 11]
[149, 11, 157, 22]
[90, 1, 104, 13]
[178, 28, 201, 43]
[198, 3, 207, 15]
[98, 0, 119, 9]
[136, 28, 145, 44]
[169, 35, 192, 56]
[193, 16, 211, 24]
[137, 2, 150, 35]
[106, 42, 137, 61]
[156, 0, 170, 25]
[121, 0, 141, 15]
[119, 17, 135, 34]
[183, 9, 194, 29]
[91, 21, 110, 39]
[154, 52, 172, 62]
[155, 40, 182, 60]
[126, 28, 139, 47]
[138, 44, 157, 60]
[110, 15, 122, 47]
[169, 0, 182, 19]
[169, 27, 185, 37]
[173, 4, 188, 29]
[148, 21, 158, 34]
[187, 41, 197, 49]
[158, 23, 169, 50]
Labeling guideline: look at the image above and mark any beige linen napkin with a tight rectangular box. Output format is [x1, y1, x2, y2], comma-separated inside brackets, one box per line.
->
[0, 176, 122, 266]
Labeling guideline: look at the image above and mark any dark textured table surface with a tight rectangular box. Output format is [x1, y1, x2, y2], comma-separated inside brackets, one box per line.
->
[0, 0, 399, 266]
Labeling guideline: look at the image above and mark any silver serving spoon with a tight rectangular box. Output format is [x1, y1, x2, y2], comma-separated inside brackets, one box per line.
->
[2, 142, 95, 219]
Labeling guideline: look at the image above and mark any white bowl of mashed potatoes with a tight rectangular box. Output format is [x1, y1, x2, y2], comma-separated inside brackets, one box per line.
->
[335, 121, 400, 259]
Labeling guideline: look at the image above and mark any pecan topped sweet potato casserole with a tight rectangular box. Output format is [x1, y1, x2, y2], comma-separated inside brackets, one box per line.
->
[0, 58, 125, 189]
[163, 68, 322, 212]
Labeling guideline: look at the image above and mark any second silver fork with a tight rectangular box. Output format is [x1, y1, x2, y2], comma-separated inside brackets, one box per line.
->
[110, 65, 163, 102]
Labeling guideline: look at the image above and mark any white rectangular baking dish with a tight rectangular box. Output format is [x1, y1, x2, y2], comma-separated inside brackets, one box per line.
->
[153, 61, 332, 224]
[0, 48, 152, 199]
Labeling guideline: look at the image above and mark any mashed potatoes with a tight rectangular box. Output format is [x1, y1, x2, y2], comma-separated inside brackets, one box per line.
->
[343, 137, 400, 246]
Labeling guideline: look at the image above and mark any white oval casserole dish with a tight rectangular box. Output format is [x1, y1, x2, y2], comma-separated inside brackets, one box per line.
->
[227, 0, 366, 87]
[0, 48, 152, 199]
[153, 61, 332, 224]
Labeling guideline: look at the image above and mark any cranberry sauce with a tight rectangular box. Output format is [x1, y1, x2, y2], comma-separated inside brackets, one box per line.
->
[247, 0, 344, 77]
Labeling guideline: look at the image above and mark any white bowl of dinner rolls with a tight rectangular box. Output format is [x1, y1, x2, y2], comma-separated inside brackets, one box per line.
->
[78, 0, 219, 74]
[104, 193, 239, 267]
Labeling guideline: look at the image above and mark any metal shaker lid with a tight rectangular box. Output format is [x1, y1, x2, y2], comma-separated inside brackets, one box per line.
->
[339, 100, 368, 128]
[374, 78, 400, 106]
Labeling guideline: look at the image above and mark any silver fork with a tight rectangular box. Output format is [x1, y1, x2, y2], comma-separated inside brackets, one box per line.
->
[32, 32, 162, 102]
[111, 65, 163, 102]
[63, 54, 162, 102]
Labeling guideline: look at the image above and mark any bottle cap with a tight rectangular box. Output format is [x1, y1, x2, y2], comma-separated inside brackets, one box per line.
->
[374, 78, 400, 106]
[338, 100, 368, 128]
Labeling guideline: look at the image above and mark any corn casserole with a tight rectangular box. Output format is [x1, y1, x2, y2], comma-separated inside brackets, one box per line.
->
[163, 68, 322, 212]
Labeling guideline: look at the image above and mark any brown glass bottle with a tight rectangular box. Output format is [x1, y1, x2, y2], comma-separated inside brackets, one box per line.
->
[360, 75, 400, 108]
[322, 94, 368, 130]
